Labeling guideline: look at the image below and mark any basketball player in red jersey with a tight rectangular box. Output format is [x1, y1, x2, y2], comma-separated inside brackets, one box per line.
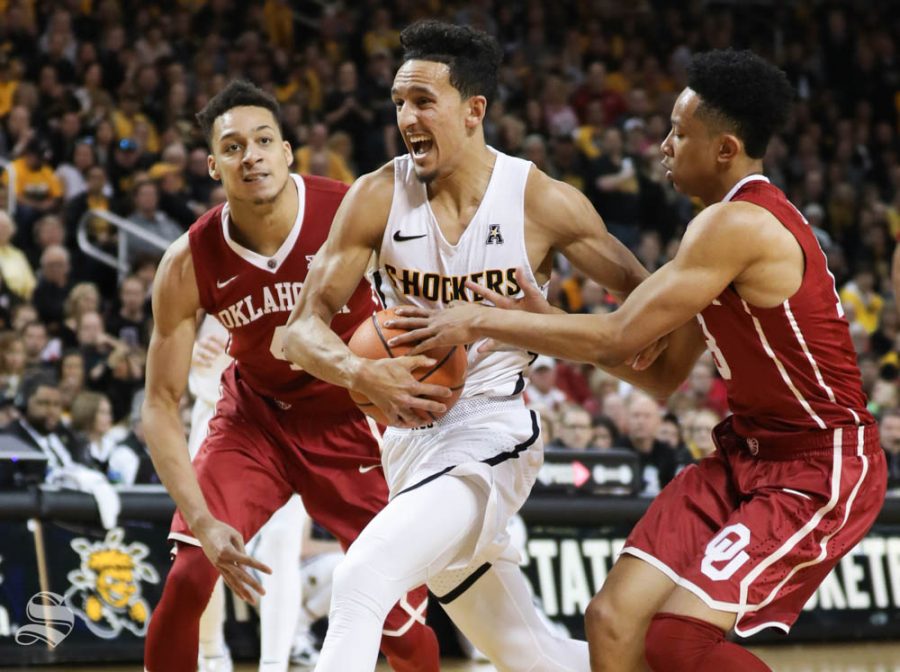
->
[141, 81, 441, 672]
[393, 50, 887, 671]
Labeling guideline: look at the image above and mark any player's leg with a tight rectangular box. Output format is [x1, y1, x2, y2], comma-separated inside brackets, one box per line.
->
[436, 550, 589, 672]
[644, 588, 768, 672]
[198, 579, 231, 668]
[294, 413, 440, 672]
[314, 474, 486, 672]
[583, 555, 676, 672]
[145, 421, 294, 672]
[189, 399, 233, 669]
[251, 494, 305, 672]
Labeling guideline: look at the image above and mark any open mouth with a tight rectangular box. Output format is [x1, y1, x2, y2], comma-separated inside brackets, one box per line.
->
[408, 134, 433, 159]
[243, 173, 268, 183]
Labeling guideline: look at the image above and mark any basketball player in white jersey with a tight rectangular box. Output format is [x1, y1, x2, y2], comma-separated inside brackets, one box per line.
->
[188, 315, 316, 672]
[284, 20, 661, 671]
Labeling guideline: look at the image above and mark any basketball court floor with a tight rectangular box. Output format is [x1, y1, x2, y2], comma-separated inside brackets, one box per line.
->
[18, 642, 900, 671]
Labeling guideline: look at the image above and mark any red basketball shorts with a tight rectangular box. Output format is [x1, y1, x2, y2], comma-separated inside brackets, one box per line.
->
[623, 418, 886, 636]
[170, 365, 387, 555]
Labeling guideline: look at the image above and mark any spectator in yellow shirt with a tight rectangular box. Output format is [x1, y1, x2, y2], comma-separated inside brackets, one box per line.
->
[1, 139, 63, 219]
[840, 268, 885, 335]
[0, 208, 35, 299]
[294, 123, 354, 185]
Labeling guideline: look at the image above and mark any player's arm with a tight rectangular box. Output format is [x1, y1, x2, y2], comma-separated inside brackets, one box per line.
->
[283, 166, 450, 425]
[400, 202, 764, 395]
[143, 235, 269, 602]
[528, 170, 649, 297]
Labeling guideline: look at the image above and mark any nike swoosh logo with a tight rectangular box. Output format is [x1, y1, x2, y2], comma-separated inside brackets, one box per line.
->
[393, 231, 427, 242]
[216, 275, 238, 289]
[358, 464, 381, 474]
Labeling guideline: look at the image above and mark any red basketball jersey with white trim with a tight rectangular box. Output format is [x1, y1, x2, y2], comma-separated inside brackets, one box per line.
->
[697, 176, 872, 436]
[188, 174, 376, 411]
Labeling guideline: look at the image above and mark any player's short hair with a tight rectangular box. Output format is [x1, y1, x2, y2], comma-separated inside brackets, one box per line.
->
[196, 80, 281, 147]
[400, 20, 503, 105]
[687, 49, 793, 159]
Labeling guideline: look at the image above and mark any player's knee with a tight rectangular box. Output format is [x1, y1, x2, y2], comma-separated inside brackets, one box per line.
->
[330, 555, 396, 622]
[644, 613, 722, 672]
[164, 547, 219, 614]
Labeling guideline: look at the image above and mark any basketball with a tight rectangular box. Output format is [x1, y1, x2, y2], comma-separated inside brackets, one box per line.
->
[347, 307, 467, 425]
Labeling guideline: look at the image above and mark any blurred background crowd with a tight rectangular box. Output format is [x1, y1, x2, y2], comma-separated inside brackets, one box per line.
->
[0, 0, 898, 497]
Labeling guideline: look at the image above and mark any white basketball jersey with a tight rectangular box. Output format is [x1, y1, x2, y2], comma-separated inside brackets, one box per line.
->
[371, 149, 545, 398]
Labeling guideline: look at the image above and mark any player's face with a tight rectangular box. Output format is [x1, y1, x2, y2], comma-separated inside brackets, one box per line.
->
[392, 60, 475, 184]
[660, 88, 721, 198]
[208, 106, 293, 205]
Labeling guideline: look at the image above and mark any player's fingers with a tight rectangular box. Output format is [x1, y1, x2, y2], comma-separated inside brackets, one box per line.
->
[515, 267, 542, 298]
[407, 337, 445, 356]
[393, 305, 432, 318]
[411, 381, 452, 399]
[395, 354, 438, 371]
[402, 392, 448, 414]
[464, 280, 510, 307]
[476, 338, 517, 353]
[388, 328, 433, 347]
[384, 316, 429, 330]
[222, 558, 267, 596]
[219, 565, 255, 604]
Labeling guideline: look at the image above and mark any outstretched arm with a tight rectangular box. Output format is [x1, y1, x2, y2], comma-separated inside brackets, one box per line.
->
[397, 202, 765, 395]
[283, 166, 450, 426]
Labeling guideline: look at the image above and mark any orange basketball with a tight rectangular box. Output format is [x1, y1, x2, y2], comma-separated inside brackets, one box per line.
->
[347, 307, 467, 425]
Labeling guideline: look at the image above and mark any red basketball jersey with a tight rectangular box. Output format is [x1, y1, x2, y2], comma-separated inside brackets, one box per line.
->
[696, 175, 873, 437]
[188, 174, 376, 411]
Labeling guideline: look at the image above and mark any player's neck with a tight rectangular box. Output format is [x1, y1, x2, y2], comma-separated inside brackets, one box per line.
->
[226, 177, 299, 256]
[426, 144, 496, 208]
[701, 159, 765, 205]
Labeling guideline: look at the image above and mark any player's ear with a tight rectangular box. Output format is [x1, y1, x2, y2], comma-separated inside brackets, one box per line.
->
[465, 95, 487, 130]
[208, 154, 220, 181]
[718, 133, 741, 164]
[284, 140, 294, 168]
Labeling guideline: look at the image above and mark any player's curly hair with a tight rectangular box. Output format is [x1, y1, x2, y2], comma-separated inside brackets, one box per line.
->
[687, 49, 794, 159]
[400, 20, 503, 105]
[196, 80, 282, 147]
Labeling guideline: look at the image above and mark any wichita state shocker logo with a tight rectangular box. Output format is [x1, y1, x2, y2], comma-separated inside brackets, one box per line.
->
[62, 528, 159, 638]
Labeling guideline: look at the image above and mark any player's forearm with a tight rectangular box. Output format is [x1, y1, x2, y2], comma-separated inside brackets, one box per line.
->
[142, 398, 212, 529]
[284, 312, 365, 391]
[473, 308, 629, 367]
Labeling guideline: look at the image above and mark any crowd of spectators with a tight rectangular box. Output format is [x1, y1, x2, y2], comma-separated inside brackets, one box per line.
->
[0, 0, 898, 500]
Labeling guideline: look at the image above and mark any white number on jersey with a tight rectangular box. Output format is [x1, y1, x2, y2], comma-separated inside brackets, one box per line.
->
[696, 313, 732, 380]
[269, 325, 303, 371]
[701, 523, 751, 581]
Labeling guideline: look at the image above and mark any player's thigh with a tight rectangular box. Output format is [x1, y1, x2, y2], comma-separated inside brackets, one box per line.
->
[184, 418, 294, 542]
[292, 416, 390, 550]
[620, 455, 736, 579]
[342, 475, 486, 582]
[678, 450, 882, 636]
[590, 554, 677, 627]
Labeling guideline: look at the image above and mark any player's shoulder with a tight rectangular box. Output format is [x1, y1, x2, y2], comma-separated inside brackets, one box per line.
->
[524, 164, 597, 235]
[343, 161, 395, 212]
[681, 200, 783, 262]
[300, 173, 351, 197]
[153, 232, 199, 315]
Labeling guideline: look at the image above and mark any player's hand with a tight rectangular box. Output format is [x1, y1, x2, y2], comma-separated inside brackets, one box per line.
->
[193, 516, 271, 606]
[386, 301, 486, 355]
[192, 333, 229, 367]
[352, 356, 452, 427]
[629, 335, 669, 370]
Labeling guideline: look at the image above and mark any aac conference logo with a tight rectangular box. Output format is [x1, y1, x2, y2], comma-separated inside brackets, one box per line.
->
[14, 592, 75, 648]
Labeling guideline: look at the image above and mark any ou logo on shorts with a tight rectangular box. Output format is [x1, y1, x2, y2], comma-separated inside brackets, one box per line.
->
[701, 524, 751, 581]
